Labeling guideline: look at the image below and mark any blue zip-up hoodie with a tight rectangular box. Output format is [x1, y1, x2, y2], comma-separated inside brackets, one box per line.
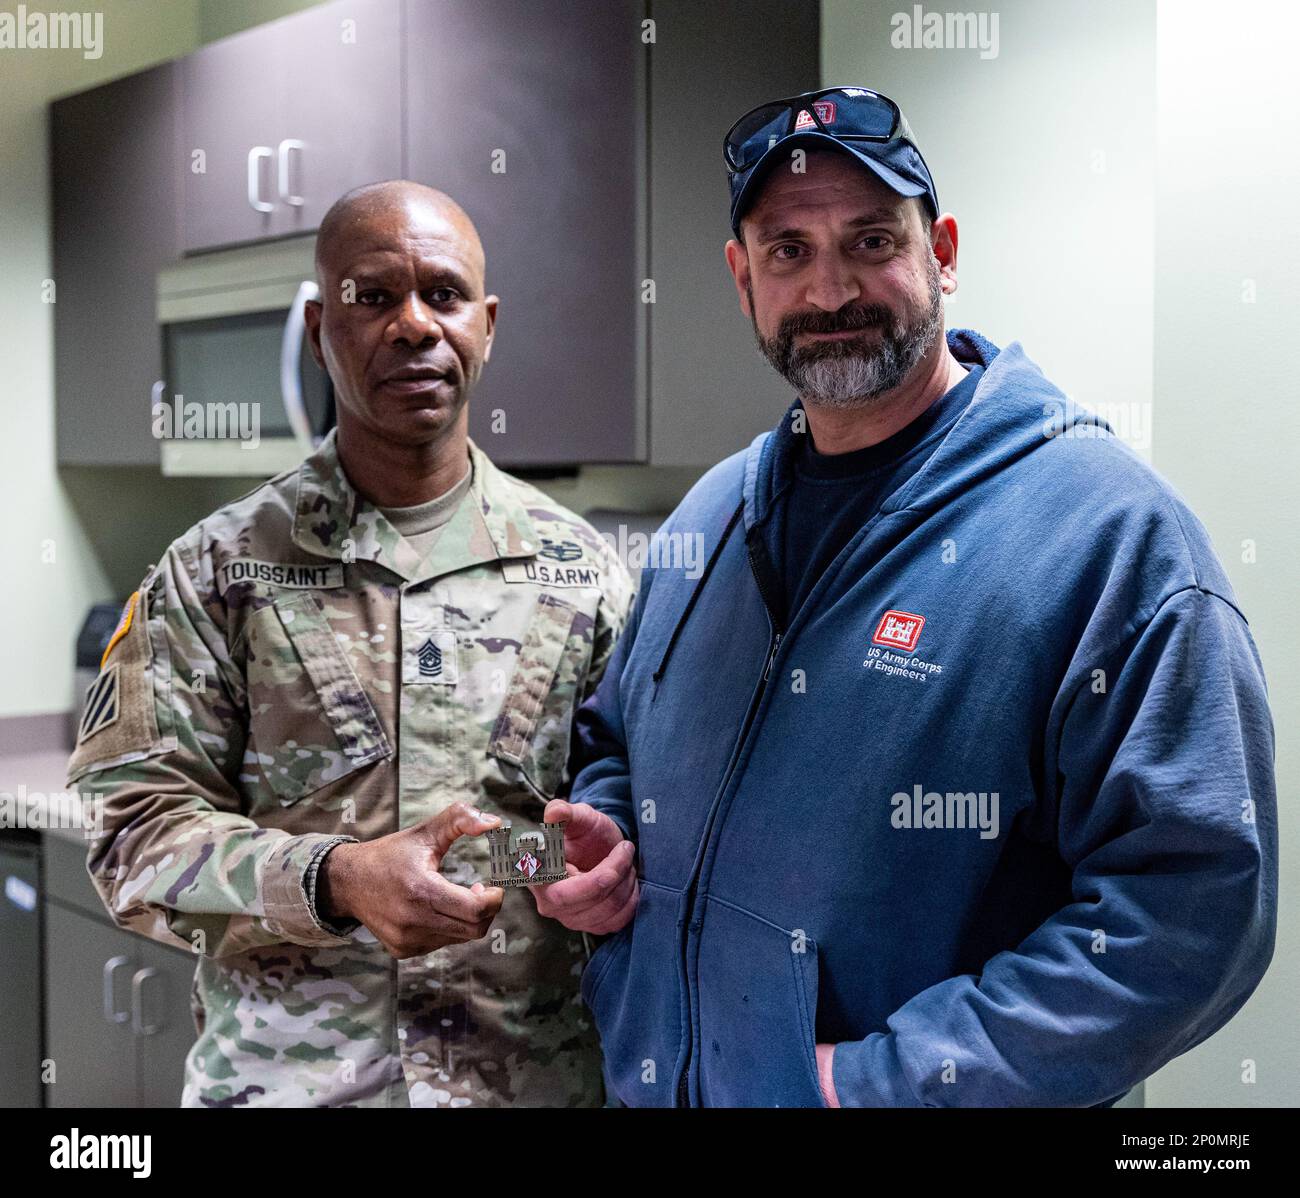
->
[570, 328, 1277, 1108]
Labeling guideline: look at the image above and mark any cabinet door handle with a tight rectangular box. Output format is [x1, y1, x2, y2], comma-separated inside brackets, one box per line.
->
[102, 955, 131, 1024]
[247, 145, 274, 213]
[277, 138, 306, 207]
[130, 967, 162, 1037]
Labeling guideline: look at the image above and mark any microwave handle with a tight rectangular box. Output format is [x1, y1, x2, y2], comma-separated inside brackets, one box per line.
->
[281, 279, 321, 454]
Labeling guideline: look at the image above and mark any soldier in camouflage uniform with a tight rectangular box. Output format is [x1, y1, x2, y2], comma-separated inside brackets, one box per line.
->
[65, 181, 635, 1107]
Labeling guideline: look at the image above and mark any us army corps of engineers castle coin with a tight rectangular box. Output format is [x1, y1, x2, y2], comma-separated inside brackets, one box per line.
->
[485, 821, 568, 887]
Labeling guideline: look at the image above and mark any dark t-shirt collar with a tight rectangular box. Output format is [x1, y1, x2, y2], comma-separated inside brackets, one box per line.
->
[797, 362, 984, 481]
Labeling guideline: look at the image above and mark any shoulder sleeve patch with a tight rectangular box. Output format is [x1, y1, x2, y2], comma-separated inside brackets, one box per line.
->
[100, 589, 139, 668]
[77, 663, 121, 741]
[67, 578, 169, 783]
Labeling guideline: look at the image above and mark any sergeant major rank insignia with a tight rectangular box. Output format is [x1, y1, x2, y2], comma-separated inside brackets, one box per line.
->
[417, 637, 442, 678]
[403, 628, 458, 686]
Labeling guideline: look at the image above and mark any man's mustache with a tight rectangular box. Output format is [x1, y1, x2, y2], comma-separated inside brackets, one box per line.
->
[776, 303, 895, 343]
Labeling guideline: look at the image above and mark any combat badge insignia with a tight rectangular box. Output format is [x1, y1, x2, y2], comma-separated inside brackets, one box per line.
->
[485, 820, 567, 887]
[538, 538, 583, 562]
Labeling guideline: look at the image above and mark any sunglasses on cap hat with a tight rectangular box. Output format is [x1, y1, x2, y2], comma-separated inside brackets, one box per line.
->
[723, 85, 917, 172]
[723, 85, 940, 238]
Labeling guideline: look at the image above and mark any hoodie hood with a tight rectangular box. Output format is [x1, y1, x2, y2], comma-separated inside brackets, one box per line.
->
[740, 327, 1103, 534]
[649, 326, 1119, 688]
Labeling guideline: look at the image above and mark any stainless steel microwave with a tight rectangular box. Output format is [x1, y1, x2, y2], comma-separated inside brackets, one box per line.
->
[155, 235, 333, 476]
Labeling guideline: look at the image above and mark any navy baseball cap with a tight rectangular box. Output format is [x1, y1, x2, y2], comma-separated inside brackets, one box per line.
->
[725, 86, 940, 239]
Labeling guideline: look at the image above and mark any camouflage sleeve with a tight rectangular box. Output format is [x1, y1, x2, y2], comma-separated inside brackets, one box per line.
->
[65, 538, 359, 958]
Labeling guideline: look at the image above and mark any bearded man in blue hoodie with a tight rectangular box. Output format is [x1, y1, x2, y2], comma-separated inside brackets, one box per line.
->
[529, 87, 1278, 1107]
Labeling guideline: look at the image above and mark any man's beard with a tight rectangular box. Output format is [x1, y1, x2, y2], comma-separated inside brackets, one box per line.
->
[750, 254, 945, 410]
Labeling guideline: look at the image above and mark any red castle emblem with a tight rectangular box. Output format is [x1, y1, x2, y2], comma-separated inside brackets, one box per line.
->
[872, 609, 925, 653]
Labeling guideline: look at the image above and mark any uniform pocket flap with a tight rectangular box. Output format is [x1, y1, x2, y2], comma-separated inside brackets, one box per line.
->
[274, 595, 390, 763]
[244, 593, 391, 804]
[489, 592, 578, 776]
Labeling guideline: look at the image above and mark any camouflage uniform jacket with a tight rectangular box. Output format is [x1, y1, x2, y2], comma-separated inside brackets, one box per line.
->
[65, 429, 634, 1107]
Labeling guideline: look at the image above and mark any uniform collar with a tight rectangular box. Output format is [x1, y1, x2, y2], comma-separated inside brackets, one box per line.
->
[292, 428, 539, 583]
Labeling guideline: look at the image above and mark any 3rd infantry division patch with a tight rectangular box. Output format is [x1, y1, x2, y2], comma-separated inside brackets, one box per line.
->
[78, 663, 120, 742]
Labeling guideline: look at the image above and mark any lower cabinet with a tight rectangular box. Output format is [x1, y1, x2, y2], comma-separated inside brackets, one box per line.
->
[42, 837, 197, 1108]
[135, 938, 200, 1107]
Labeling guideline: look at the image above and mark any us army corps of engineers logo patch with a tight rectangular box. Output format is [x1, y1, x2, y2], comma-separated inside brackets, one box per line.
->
[863, 608, 945, 684]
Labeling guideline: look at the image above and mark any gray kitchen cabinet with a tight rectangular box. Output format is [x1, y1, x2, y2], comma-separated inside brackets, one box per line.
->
[135, 937, 200, 1107]
[43, 901, 139, 1107]
[50, 0, 817, 471]
[646, 0, 820, 465]
[404, 0, 643, 465]
[404, 0, 818, 467]
[178, 12, 280, 251]
[0, 837, 42, 1106]
[42, 834, 196, 1108]
[51, 62, 178, 467]
[180, 0, 402, 252]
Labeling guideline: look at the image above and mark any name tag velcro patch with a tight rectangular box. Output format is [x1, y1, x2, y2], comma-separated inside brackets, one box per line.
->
[501, 559, 601, 589]
[217, 558, 344, 594]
